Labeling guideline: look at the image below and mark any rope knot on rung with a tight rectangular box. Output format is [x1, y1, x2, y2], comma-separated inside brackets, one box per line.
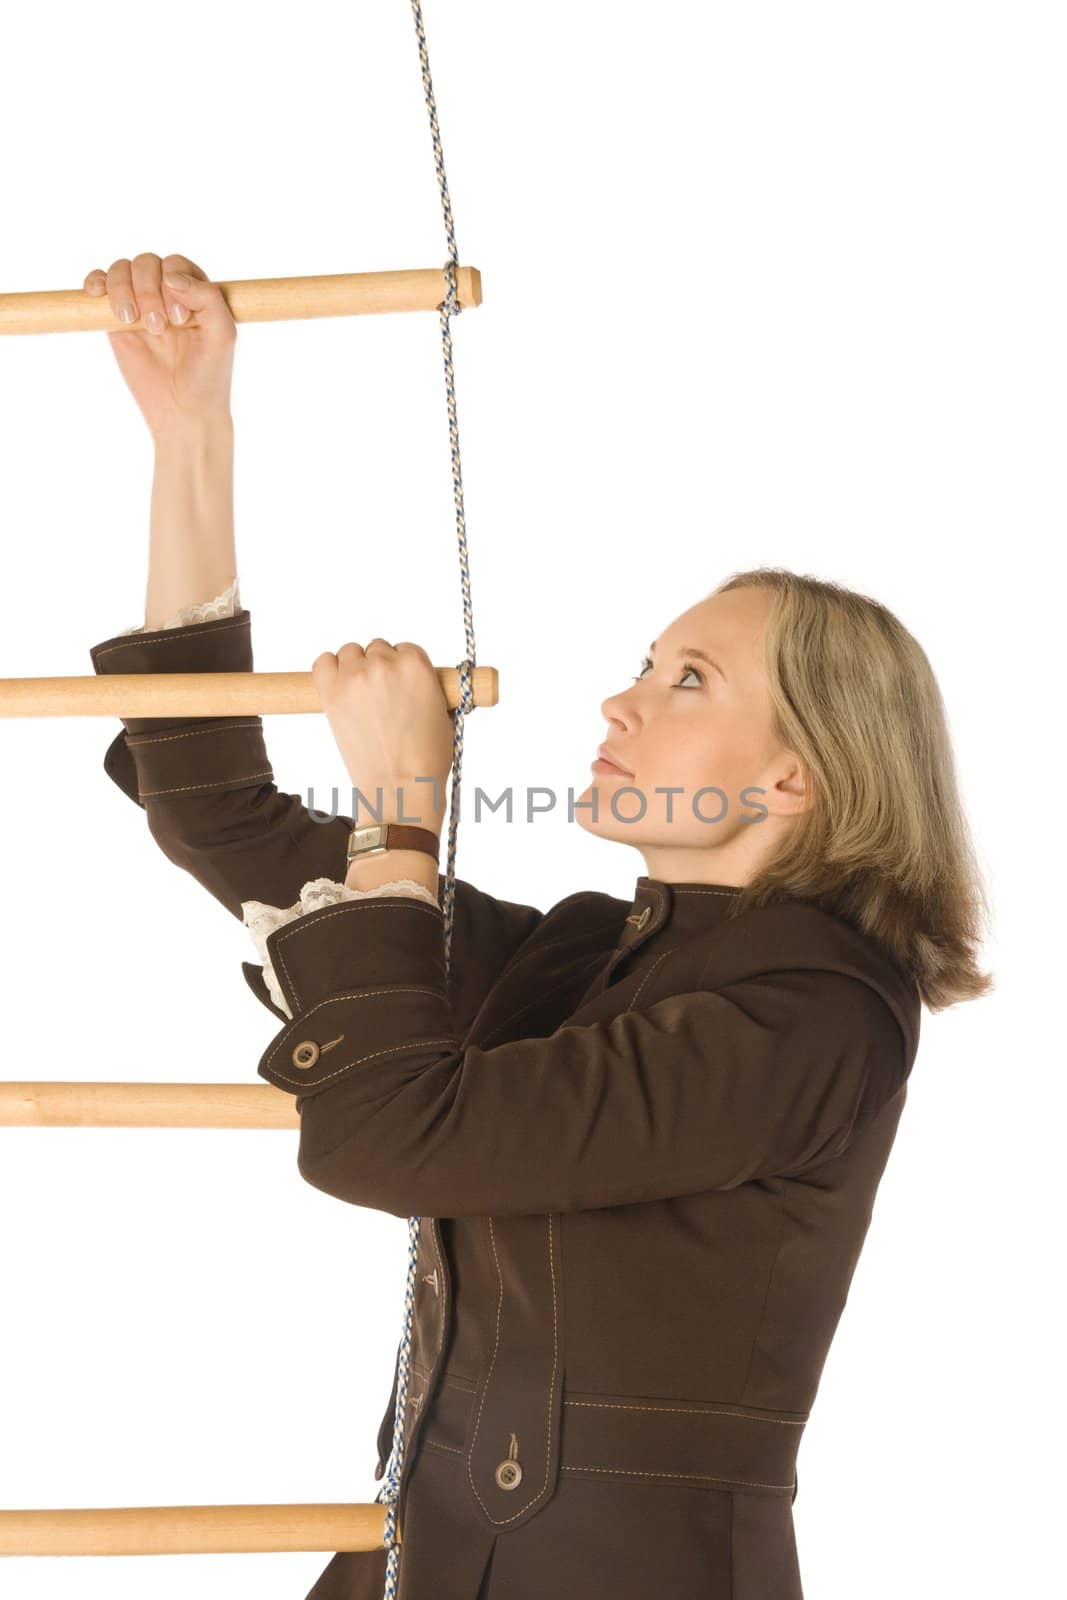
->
[438, 257, 463, 317]
[454, 658, 476, 717]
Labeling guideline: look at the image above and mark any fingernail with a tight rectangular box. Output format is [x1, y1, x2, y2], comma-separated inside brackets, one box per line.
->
[146, 310, 165, 333]
[169, 302, 188, 325]
[119, 303, 137, 324]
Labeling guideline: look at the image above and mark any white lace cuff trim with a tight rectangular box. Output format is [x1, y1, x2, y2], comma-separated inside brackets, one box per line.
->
[241, 875, 441, 1020]
[116, 575, 241, 636]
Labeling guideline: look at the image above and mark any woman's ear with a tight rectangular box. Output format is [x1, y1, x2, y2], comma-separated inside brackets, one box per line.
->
[768, 753, 814, 817]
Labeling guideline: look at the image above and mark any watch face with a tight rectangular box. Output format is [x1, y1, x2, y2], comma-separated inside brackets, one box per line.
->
[349, 825, 385, 854]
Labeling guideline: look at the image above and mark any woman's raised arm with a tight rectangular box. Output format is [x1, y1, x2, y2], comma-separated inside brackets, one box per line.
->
[86, 250, 547, 1028]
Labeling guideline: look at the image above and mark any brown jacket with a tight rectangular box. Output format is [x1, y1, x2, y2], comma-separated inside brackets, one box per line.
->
[89, 609, 922, 1600]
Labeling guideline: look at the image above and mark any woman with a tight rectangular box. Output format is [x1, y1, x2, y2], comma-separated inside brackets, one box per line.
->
[85, 253, 993, 1600]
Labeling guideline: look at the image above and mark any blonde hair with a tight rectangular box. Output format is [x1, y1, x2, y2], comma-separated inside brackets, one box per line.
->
[710, 567, 993, 1013]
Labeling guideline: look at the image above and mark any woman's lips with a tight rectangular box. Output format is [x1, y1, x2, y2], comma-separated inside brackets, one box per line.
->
[591, 754, 634, 777]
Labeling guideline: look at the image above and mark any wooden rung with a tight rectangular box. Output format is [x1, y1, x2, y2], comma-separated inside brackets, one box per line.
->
[0, 265, 482, 335]
[0, 665, 498, 717]
[0, 1082, 300, 1128]
[0, 1501, 397, 1556]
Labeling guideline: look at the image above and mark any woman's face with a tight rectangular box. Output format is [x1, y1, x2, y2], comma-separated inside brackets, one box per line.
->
[575, 585, 810, 883]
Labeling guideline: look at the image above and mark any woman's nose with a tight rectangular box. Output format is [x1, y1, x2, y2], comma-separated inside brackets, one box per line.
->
[600, 691, 636, 726]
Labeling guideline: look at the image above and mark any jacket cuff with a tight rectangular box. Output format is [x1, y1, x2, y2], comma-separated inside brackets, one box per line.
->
[241, 960, 293, 1024]
[89, 610, 272, 805]
[256, 895, 455, 1101]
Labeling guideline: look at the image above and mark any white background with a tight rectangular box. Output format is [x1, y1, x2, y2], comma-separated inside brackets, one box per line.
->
[0, 2, 1058, 1595]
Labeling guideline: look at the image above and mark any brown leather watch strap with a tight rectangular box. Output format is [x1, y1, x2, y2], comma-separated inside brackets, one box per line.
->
[346, 822, 441, 864]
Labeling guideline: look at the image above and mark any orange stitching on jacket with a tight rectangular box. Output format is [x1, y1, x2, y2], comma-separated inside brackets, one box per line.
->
[627, 946, 682, 1010]
[561, 1464, 794, 1492]
[465, 1216, 560, 1526]
[91, 617, 250, 656]
[671, 888, 742, 898]
[261, 981, 452, 1080]
[268, 897, 443, 1010]
[267, 1034, 460, 1089]
[138, 770, 274, 798]
[414, 1377, 808, 1426]
[564, 1399, 808, 1425]
[261, 983, 447, 1028]
[128, 721, 263, 745]
[420, 1445, 795, 1496]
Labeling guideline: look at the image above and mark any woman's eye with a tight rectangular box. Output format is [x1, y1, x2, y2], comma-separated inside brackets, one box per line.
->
[631, 656, 703, 687]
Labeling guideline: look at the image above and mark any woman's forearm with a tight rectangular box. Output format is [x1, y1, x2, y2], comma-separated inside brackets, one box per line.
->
[146, 416, 237, 630]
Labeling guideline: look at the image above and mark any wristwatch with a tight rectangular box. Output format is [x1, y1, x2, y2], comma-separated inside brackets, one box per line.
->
[345, 822, 441, 868]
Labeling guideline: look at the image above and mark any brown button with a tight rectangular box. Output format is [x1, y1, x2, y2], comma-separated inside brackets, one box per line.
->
[636, 904, 652, 929]
[292, 1039, 320, 1069]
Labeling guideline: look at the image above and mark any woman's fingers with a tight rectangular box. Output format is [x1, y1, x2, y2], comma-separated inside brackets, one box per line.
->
[83, 252, 236, 343]
[161, 253, 236, 342]
[103, 258, 140, 327]
[85, 249, 237, 435]
[82, 260, 141, 327]
[130, 252, 169, 335]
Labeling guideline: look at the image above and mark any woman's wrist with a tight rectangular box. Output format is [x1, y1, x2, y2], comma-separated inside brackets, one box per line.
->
[151, 410, 234, 451]
[343, 848, 440, 896]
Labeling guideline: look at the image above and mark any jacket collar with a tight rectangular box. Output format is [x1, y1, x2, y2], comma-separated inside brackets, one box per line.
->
[613, 876, 920, 1068]
[612, 874, 744, 959]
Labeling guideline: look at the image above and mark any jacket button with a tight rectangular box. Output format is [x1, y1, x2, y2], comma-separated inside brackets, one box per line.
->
[494, 1459, 523, 1491]
[494, 1432, 523, 1490]
[636, 905, 652, 929]
[292, 1040, 320, 1070]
